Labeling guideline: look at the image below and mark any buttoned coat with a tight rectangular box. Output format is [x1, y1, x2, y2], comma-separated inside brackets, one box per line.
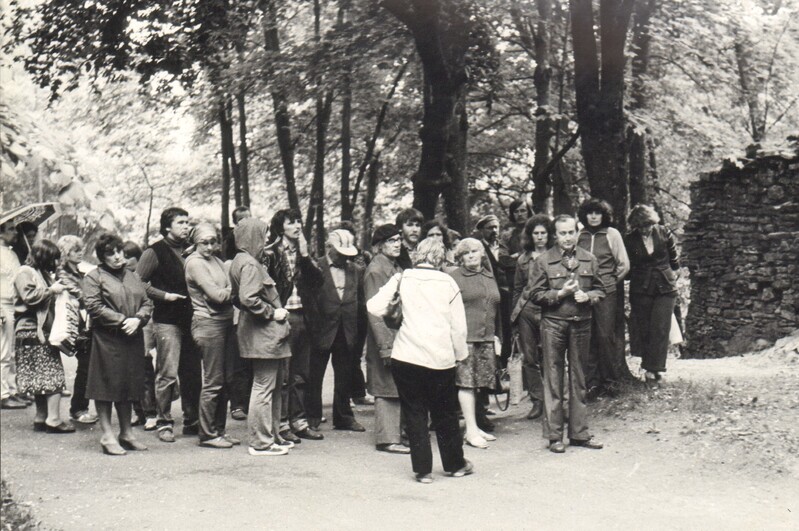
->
[363, 253, 400, 397]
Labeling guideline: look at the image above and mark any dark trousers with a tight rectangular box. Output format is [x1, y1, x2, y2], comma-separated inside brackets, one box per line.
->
[227, 327, 251, 412]
[351, 352, 366, 400]
[629, 291, 676, 373]
[583, 292, 618, 390]
[541, 317, 590, 442]
[133, 324, 157, 419]
[307, 326, 356, 428]
[280, 311, 310, 431]
[515, 304, 543, 402]
[70, 339, 90, 416]
[194, 317, 236, 441]
[153, 322, 202, 428]
[391, 359, 465, 475]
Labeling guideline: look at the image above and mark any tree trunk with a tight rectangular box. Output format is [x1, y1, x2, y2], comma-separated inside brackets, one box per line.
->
[361, 157, 381, 250]
[262, 0, 299, 211]
[340, 67, 353, 221]
[570, 0, 635, 231]
[237, 91, 250, 206]
[440, 96, 470, 234]
[382, 0, 471, 231]
[223, 99, 242, 208]
[218, 103, 231, 231]
[734, 31, 766, 143]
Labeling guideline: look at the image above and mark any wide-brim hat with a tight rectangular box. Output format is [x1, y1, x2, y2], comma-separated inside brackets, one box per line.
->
[328, 229, 358, 256]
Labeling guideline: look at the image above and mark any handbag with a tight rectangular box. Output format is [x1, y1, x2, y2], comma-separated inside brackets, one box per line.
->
[383, 274, 403, 330]
[49, 291, 80, 356]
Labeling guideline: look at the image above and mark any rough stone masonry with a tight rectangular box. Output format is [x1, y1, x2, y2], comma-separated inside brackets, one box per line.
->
[682, 146, 799, 358]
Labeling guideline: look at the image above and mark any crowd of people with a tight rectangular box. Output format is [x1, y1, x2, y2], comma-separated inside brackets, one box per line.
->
[0, 198, 680, 482]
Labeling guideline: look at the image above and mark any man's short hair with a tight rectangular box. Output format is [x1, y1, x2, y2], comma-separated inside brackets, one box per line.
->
[395, 208, 424, 227]
[552, 214, 576, 229]
[269, 208, 303, 243]
[232, 206, 251, 225]
[159, 207, 189, 236]
[123, 241, 142, 260]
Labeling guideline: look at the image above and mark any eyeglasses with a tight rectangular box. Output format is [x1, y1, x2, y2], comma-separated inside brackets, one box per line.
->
[198, 239, 218, 246]
[386, 237, 402, 244]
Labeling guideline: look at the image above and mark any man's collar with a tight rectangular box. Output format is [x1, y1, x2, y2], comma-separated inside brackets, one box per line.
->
[281, 236, 297, 252]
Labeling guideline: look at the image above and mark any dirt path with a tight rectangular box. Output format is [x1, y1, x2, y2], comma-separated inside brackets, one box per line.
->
[1, 355, 797, 530]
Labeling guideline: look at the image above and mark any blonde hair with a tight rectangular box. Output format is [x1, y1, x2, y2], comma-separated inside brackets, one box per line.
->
[56, 235, 84, 258]
[412, 238, 447, 269]
[453, 237, 484, 265]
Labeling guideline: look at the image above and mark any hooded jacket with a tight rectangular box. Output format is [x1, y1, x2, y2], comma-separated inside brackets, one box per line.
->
[228, 218, 290, 359]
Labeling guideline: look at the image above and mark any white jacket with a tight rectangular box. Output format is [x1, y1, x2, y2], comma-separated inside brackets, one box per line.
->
[366, 266, 468, 370]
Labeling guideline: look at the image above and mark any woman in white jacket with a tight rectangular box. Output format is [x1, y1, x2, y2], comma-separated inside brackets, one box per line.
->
[367, 238, 473, 484]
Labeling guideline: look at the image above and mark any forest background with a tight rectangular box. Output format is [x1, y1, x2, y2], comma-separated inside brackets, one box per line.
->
[1, 0, 798, 254]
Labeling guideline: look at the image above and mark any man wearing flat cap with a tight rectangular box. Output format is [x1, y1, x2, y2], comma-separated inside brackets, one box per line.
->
[305, 229, 368, 432]
[363, 224, 410, 454]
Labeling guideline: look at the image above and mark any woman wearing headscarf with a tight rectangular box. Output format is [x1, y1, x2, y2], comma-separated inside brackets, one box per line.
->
[14, 239, 73, 433]
[56, 235, 98, 425]
[449, 238, 501, 450]
[577, 199, 630, 399]
[367, 238, 472, 483]
[624, 205, 680, 385]
[83, 233, 153, 454]
[185, 223, 239, 449]
[510, 214, 552, 420]
[229, 218, 293, 456]
[363, 224, 409, 454]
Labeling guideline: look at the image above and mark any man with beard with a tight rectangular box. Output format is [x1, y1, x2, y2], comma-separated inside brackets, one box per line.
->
[526, 215, 605, 453]
[136, 207, 201, 443]
[262, 209, 325, 442]
[395, 209, 423, 270]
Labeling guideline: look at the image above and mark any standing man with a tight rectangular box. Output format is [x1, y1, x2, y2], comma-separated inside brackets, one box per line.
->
[263, 209, 324, 442]
[136, 207, 202, 443]
[0, 219, 26, 409]
[227, 206, 253, 421]
[395, 208, 424, 270]
[527, 215, 605, 453]
[305, 229, 367, 432]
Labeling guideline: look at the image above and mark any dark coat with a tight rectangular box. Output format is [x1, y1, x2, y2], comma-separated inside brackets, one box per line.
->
[303, 256, 367, 352]
[624, 225, 679, 295]
[82, 266, 152, 402]
[363, 253, 400, 397]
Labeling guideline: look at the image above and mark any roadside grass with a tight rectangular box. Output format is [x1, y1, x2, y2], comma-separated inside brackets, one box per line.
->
[1, 478, 48, 531]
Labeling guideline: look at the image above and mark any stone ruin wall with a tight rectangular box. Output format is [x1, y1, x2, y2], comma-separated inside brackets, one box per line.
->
[682, 152, 799, 358]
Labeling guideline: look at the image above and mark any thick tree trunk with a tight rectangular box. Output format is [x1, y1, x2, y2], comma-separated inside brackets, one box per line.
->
[361, 157, 381, 250]
[262, 0, 299, 211]
[237, 91, 250, 206]
[218, 103, 231, 231]
[440, 97, 470, 234]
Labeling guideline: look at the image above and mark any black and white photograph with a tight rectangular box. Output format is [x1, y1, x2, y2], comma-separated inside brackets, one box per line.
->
[1, 0, 797, 528]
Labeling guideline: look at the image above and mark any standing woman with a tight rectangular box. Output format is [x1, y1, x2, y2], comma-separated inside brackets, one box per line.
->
[14, 239, 73, 433]
[367, 238, 472, 483]
[56, 235, 99, 425]
[363, 224, 409, 454]
[83, 233, 153, 455]
[510, 214, 552, 420]
[624, 205, 679, 384]
[577, 199, 630, 398]
[229, 218, 292, 456]
[449, 238, 501, 449]
[185, 224, 239, 449]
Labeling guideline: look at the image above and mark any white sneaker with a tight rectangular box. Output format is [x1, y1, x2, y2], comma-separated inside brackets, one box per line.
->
[144, 417, 158, 431]
[248, 445, 289, 456]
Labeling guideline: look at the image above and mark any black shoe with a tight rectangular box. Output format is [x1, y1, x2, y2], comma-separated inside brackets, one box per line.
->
[182, 422, 199, 436]
[279, 430, 302, 444]
[334, 421, 366, 432]
[570, 438, 603, 450]
[295, 428, 324, 440]
[45, 422, 76, 434]
[549, 440, 566, 453]
[476, 416, 495, 433]
[1, 397, 27, 409]
[527, 400, 543, 420]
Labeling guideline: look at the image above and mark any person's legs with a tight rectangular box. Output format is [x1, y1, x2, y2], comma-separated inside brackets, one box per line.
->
[272, 359, 285, 440]
[96, 400, 116, 443]
[153, 323, 182, 428]
[178, 325, 202, 430]
[306, 347, 331, 426]
[629, 292, 654, 360]
[458, 388, 484, 444]
[140, 322, 157, 419]
[644, 293, 677, 374]
[285, 312, 310, 432]
[116, 401, 134, 440]
[541, 317, 568, 442]
[517, 305, 544, 405]
[45, 393, 63, 425]
[0, 307, 18, 402]
[247, 358, 280, 449]
[195, 318, 228, 441]
[567, 320, 591, 441]
[227, 326, 251, 414]
[429, 367, 466, 474]
[33, 394, 47, 423]
[330, 329, 357, 427]
[69, 339, 91, 417]
[391, 360, 433, 476]
[588, 293, 617, 390]
[374, 397, 402, 447]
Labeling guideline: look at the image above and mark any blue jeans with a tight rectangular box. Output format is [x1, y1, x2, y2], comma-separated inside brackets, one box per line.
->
[193, 317, 236, 441]
[154, 322, 201, 428]
[541, 317, 591, 442]
[248, 358, 284, 449]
